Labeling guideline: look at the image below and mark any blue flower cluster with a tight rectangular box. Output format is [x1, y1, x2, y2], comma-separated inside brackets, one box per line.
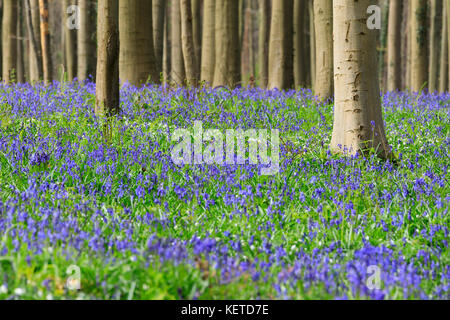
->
[0, 81, 448, 299]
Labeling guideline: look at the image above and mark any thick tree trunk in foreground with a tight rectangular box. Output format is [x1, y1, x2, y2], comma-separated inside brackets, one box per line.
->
[171, 0, 185, 86]
[313, 0, 333, 99]
[39, 0, 52, 85]
[331, 0, 391, 159]
[213, 0, 240, 88]
[201, 0, 215, 85]
[410, 0, 428, 92]
[268, 0, 293, 90]
[440, 0, 448, 92]
[429, 0, 441, 93]
[387, 0, 401, 91]
[26, 0, 43, 82]
[96, 0, 119, 117]
[78, 0, 91, 81]
[258, 0, 270, 88]
[2, 0, 18, 83]
[153, 0, 165, 75]
[119, 0, 159, 85]
[180, 0, 199, 86]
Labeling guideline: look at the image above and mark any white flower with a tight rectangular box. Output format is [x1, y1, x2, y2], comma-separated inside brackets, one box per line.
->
[46, 294, 54, 300]
[14, 288, 25, 296]
[0, 284, 7, 294]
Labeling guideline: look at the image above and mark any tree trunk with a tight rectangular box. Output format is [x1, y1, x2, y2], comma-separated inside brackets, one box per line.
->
[309, 0, 316, 90]
[2, 0, 18, 83]
[0, 2, 2, 77]
[410, 0, 428, 92]
[96, 0, 119, 117]
[268, 0, 293, 90]
[201, 0, 215, 85]
[213, 0, 240, 88]
[293, 0, 306, 88]
[26, 0, 42, 82]
[429, 0, 441, 93]
[379, 1, 389, 92]
[403, 0, 411, 89]
[331, 0, 391, 159]
[258, 0, 270, 88]
[241, 0, 255, 85]
[119, 0, 159, 85]
[16, 0, 25, 83]
[171, 0, 185, 86]
[294, 0, 306, 88]
[39, 0, 52, 85]
[163, 2, 171, 84]
[180, 0, 199, 86]
[153, 0, 165, 75]
[63, 0, 77, 81]
[192, 0, 202, 73]
[440, 0, 448, 92]
[77, 0, 90, 81]
[448, 0, 450, 87]
[387, 0, 401, 91]
[314, 0, 333, 99]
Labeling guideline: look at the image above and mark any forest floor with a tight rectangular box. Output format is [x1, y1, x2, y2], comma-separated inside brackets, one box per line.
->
[0, 82, 448, 299]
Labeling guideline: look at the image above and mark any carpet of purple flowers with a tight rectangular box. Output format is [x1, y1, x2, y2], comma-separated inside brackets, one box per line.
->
[0, 81, 448, 300]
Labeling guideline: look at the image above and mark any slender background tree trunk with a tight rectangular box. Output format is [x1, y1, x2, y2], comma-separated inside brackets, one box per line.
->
[258, 0, 270, 88]
[96, 0, 119, 117]
[171, 0, 186, 86]
[201, 0, 215, 85]
[163, 1, 171, 84]
[268, 0, 293, 90]
[213, 0, 240, 87]
[192, 0, 202, 76]
[410, 0, 428, 92]
[428, 0, 441, 92]
[309, 0, 316, 90]
[39, 0, 52, 85]
[241, 0, 255, 85]
[440, 0, 448, 92]
[447, 0, 450, 87]
[2, 0, 18, 83]
[387, 0, 401, 91]
[16, 0, 25, 83]
[153, 0, 166, 76]
[77, 0, 90, 81]
[26, 0, 42, 82]
[313, 0, 333, 99]
[180, 0, 198, 86]
[63, 0, 77, 81]
[293, 0, 306, 89]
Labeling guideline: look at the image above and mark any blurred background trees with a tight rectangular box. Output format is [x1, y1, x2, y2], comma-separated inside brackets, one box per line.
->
[0, 0, 449, 94]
